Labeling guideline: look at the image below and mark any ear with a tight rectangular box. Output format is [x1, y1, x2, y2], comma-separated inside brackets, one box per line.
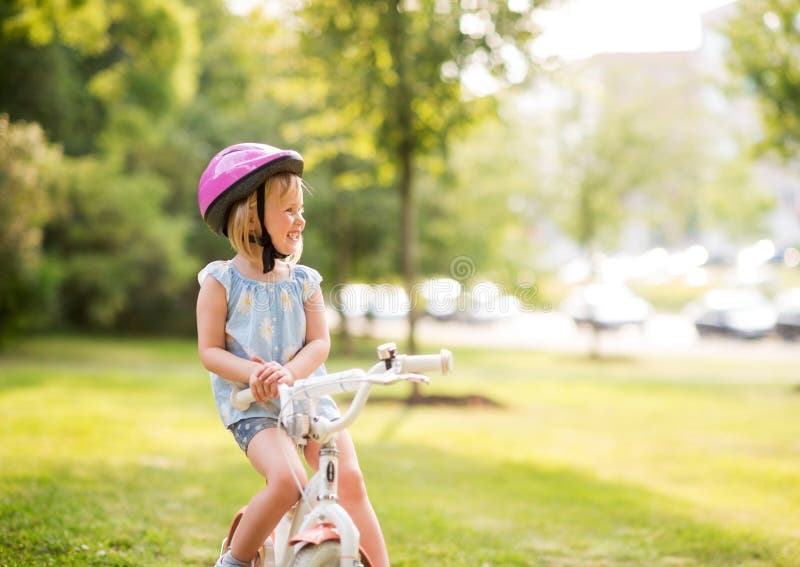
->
[248, 212, 258, 230]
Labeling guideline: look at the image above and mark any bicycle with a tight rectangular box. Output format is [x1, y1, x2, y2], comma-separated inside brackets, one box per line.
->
[221, 342, 454, 567]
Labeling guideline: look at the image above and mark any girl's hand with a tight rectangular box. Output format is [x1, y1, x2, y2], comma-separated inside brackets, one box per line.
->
[249, 356, 295, 401]
[270, 366, 295, 399]
[248, 356, 273, 402]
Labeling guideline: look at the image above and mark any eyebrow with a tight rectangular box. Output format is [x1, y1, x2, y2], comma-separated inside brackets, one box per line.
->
[280, 193, 304, 207]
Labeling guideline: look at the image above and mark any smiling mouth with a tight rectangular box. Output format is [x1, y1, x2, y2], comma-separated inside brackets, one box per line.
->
[287, 231, 302, 242]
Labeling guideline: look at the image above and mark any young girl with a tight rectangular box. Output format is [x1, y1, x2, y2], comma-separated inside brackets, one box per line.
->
[195, 143, 389, 567]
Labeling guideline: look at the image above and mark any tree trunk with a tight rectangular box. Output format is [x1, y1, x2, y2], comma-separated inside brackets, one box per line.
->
[332, 160, 354, 355]
[387, 1, 420, 399]
[400, 145, 417, 356]
[335, 227, 354, 355]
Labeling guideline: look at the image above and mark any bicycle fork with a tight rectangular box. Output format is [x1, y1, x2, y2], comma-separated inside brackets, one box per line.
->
[290, 440, 362, 566]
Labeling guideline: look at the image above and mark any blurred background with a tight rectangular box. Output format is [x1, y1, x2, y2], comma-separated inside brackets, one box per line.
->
[1, 0, 798, 359]
[3, 2, 800, 565]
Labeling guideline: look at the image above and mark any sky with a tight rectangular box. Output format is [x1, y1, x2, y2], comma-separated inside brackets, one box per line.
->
[532, 0, 739, 61]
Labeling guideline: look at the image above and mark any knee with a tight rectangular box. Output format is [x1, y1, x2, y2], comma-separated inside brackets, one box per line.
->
[267, 467, 307, 507]
[338, 463, 367, 502]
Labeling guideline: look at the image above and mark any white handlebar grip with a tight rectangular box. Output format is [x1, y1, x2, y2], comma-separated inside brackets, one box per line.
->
[401, 349, 454, 375]
[441, 348, 454, 374]
[230, 388, 255, 411]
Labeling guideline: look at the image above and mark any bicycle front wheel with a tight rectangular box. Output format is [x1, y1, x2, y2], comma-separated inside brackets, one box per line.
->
[290, 541, 340, 567]
[291, 540, 368, 567]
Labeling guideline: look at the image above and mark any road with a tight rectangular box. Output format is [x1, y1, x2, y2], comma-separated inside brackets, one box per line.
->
[335, 311, 800, 362]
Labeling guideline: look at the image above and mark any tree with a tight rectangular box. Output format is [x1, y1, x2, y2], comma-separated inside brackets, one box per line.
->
[0, 0, 199, 156]
[416, 113, 542, 286]
[287, 0, 548, 354]
[0, 0, 204, 335]
[722, 0, 800, 159]
[42, 157, 196, 331]
[0, 114, 63, 342]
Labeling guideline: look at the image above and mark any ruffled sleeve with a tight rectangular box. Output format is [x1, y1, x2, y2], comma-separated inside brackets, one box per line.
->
[198, 261, 233, 299]
[294, 265, 323, 303]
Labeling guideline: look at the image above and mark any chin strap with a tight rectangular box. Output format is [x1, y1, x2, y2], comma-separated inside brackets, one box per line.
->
[255, 183, 288, 274]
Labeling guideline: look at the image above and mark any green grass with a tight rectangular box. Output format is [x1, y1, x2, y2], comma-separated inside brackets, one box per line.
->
[1, 335, 800, 566]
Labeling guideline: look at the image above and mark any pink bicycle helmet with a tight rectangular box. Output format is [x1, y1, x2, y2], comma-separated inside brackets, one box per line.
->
[198, 142, 304, 235]
[198, 143, 304, 273]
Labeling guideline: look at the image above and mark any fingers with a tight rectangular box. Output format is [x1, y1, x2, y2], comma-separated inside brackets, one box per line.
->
[276, 367, 295, 386]
[268, 367, 294, 398]
[265, 366, 294, 398]
[249, 361, 277, 402]
[248, 362, 294, 401]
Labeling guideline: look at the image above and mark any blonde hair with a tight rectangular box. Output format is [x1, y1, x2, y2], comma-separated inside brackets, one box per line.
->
[226, 172, 305, 268]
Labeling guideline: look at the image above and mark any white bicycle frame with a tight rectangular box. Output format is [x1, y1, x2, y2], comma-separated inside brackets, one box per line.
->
[229, 342, 453, 567]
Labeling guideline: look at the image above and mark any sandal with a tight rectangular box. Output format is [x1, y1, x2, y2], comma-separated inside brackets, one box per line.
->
[216, 506, 266, 567]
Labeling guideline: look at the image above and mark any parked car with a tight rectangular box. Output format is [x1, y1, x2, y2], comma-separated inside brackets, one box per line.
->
[560, 284, 651, 330]
[775, 288, 800, 341]
[463, 284, 521, 324]
[336, 283, 373, 318]
[368, 284, 410, 319]
[421, 277, 462, 320]
[686, 288, 777, 339]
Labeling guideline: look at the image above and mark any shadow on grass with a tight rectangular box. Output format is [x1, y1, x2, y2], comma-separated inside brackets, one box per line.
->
[368, 392, 504, 408]
[360, 443, 797, 567]
[3, 444, 796, 567]
[549, 352, 641, 366]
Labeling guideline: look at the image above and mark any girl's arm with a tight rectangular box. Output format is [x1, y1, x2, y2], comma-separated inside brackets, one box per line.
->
[196, 276, 260, 384]
[249, 286, 331, 399]
[283, 287, 331, 381]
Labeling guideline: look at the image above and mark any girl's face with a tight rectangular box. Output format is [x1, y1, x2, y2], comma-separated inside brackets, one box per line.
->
[264, 179, 305, 257]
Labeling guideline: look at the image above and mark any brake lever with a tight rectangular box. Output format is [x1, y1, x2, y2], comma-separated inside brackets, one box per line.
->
[404, 373, 430, 384]
[368, 372, 430, 386]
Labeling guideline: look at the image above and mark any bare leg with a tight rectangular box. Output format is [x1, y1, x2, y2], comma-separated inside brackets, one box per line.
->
[229, 428, 307, 563]
[305, 431, 390, 567]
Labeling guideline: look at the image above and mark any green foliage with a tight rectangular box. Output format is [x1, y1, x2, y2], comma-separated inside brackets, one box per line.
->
[44, 157, 195, 331]
[0, 36, 107, 155]
[0, 0, 200, 156]
[302, 165, 400, 283]
[2, 0, 110, 54]
[0, 114, 63, 342]
[697, 155, 775, 239]
[723, 0, 800, 158]
[0, 0, 209, 336]
[417, 115, 540, 284]
[90, 0, 199, 113]
[290, 0, 541, 175]
[284, 1, 548, 350]
[0, 0, 790, 341]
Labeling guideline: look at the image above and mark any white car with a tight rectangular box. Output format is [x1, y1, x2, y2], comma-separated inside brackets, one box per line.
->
[336, 284, 373, 318]
[420, 278, 462, 320]
[775, 288, 800, 341]
[561, 284, 651, 329]
[686, 288, 777, 339]
[368, 284, 411, 319]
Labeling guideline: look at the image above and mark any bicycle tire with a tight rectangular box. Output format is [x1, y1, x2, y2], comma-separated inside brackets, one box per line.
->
[290, 540, 365, 567]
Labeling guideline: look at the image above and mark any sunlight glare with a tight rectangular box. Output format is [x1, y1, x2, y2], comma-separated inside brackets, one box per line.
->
[532, 0, 738, 61]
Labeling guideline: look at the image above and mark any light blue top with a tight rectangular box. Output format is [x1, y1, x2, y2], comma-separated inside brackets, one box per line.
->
[198, 260, 339, 428]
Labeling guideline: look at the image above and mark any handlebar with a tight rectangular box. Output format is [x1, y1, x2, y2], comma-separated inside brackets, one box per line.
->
[396, 350, 454, 375]
[230, 368, 368, 411]
[229, 345, 453, 442]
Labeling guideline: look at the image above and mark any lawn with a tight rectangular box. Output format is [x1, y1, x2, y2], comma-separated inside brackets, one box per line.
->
[1, 335, 799, 566]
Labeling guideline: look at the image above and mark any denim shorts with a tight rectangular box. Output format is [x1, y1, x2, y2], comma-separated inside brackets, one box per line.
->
[229, 416, 279, 453]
